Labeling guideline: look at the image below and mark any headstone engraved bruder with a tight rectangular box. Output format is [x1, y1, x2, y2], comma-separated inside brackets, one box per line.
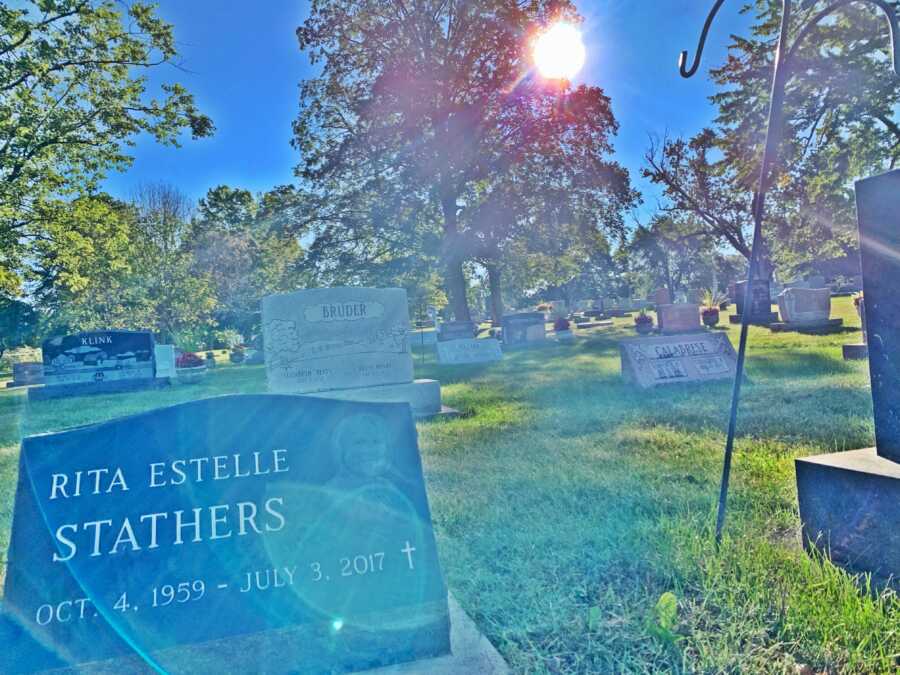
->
[620, 332, 738, 389]
[262, 288, 449, 418]
[30, 330, 163, 401]
[0, 395, 489, 673]
[796, 169, 900, 580]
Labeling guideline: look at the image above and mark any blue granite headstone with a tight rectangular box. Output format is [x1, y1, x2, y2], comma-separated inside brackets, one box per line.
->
[1, 395, 449, 673]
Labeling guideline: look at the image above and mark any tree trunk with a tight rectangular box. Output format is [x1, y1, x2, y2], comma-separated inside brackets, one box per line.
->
[444, 255, 471, 322]
[486, 262, 504, 324]
[440, 194, 471, 322]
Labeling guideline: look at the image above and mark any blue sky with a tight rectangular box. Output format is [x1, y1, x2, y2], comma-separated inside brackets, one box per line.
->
[103, 1, 753, 220]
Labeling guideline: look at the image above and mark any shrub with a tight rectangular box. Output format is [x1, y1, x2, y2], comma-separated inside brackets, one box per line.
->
[553, 317, 571, 332]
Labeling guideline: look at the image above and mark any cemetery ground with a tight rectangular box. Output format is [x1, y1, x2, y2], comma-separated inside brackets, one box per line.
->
[0, 297, 897, 674]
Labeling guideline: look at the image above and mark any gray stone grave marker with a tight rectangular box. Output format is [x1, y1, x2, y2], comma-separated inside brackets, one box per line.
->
[620, 332, 738, 389]
[262, 288, 452, 418]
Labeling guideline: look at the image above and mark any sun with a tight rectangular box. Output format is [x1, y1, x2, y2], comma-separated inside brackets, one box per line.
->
[533, 22, 586, 81]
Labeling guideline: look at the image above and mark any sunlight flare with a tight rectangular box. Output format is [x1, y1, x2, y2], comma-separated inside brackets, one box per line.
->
[533, 22, 586, 80]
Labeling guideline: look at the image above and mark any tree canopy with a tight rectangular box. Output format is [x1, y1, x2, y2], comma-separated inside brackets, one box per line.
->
[293, 0, 635, 320]
[1, 0, 214, 293]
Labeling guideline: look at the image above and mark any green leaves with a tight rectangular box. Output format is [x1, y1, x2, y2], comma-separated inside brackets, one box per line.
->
[1, 0, 213, 292]
[646, 591, 680, 647]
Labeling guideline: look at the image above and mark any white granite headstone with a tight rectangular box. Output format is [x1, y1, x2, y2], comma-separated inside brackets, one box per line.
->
[262, 287, 413, 393]
[154, 345, 176, 378]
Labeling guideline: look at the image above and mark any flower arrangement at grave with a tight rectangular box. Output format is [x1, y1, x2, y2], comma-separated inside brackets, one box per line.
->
[634, 308, 654, 335]
[701, 289, 727, 327]
[176, 351, 207, 382]
[553, 317, 571, 332]
[176, 351, 205, 368]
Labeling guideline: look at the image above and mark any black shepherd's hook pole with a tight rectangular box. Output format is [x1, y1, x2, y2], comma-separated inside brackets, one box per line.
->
[680, 0, 900, 546]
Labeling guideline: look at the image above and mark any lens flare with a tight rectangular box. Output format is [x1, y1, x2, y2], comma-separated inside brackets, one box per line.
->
[533, 22, 586, 80]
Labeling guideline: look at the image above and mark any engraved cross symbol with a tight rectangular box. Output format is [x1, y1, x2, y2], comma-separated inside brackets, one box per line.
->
[401, 541, 416, 570]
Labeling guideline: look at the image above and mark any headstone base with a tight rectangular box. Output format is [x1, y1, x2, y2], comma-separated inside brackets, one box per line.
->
[305, 379, 445, 418]
[358, 595, 508, 674]
[26, 377, 169, 401]
[796, 447, 900, 582]
[729, 311, 779, 325]
[842, 344, 868, 360]
[0, 595, 505, 675]
[769, 318, 843, 333]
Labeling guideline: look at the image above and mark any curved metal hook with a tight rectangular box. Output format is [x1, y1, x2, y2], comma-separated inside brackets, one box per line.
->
[680, 0, 729, 78]
[789, 0, 900, 76]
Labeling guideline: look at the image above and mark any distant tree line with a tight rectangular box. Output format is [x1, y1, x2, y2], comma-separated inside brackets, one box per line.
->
[3, 0, 896, 358]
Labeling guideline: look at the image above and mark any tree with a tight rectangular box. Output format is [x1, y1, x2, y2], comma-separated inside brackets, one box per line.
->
[645, 0, 900, 279]
[1, 0, 213, 290]
[27, 194, 152, 332]
[293, 0, 634, 321]
[190, 185, 306, 341]
[0, 295, 37, 360]
[131, 182, 216, 344]
[627, 215, 719, 295]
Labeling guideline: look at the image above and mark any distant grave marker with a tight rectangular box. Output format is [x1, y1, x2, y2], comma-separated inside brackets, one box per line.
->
[772, 288, 842, 333]
[6, 362, 43, 388]
[437, 338, 502, 365]
[620, 333, 738, 389]
[500, 313, 546, 347]
[657, 303, 701, 334]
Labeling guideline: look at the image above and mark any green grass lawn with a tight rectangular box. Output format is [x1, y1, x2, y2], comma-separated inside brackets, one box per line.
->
[2, 297, 898, 673]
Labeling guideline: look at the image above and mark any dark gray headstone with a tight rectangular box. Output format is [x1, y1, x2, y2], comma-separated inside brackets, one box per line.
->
[41, 330, 156, 387]
[32, 330, 162, 400]
[733, 279, 776, 324]
[500, 313, 546, 346]
[437, 320, 475, 342]
[2, 395, 449, 673]
[857, 169, 900, 463]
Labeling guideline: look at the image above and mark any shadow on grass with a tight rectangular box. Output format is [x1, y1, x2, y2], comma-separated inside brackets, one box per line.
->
[747, 350, 859, 379]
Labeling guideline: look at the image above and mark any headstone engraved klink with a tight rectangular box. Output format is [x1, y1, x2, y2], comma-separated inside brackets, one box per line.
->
[1, 395, 451, 673]
[796, 169, 900, 580]
[30, 330, 161, 401]
[620, 332, 738, 389]
[262, 288, 447, 418]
